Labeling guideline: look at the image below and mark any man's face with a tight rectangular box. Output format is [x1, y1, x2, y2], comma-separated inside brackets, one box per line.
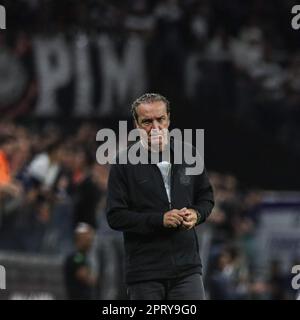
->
[135, 101, 170, 151]
[76, 230, 94, 252]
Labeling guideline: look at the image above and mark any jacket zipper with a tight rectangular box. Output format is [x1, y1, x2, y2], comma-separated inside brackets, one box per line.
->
[169, 165, 173, 209]
[169, 165, 177, 272]
[153, 164, 177, 270]
[153, 164, 171, 207]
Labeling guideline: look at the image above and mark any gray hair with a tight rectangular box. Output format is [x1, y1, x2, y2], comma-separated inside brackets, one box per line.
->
[131, 93, 170, 122]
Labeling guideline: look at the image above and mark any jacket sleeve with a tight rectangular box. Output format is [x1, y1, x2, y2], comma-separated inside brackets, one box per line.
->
[190, 167, 214, 225]
[106, 164, 164, 234]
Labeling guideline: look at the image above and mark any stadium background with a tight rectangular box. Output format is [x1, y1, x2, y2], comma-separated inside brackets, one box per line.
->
[0, 0, 300, 299]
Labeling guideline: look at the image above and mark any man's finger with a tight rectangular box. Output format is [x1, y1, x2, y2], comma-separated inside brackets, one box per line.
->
[171, 213, 184, 222]
[178, 211, 188, 218]
[182, 220, 193, 229]
[170, 217, 182, 226]
[175, 218, 183, 226]
[185, 215, 194, 222]
[170, 218, 179, 225]
[167, 222, 177, 228]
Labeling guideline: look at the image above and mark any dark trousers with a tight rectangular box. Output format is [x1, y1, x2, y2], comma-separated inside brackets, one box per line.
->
[127, 273, 205, 300]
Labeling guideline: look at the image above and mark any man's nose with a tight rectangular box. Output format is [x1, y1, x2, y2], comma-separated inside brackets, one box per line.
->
[152, 120, 160, 130]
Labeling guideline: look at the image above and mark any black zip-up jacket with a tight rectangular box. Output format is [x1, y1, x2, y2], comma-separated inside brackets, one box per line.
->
[106, 140, 214, 284]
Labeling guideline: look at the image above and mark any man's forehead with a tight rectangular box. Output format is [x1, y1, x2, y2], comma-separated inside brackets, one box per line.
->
[137, 101, 168, 118]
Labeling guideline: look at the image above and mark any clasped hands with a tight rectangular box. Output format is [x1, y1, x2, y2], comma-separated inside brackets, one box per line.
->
[163, 207, 198, 230]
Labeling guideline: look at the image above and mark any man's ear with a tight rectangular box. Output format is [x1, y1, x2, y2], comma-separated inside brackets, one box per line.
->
[167, 113, 171, 127]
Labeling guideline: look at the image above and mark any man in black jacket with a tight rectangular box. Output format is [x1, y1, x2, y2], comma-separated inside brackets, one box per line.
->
[106, 93, 214, 300]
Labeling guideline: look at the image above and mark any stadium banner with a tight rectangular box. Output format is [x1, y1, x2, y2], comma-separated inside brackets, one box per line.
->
[254, 192, 300, 273]
[0, 252, 65, 300]
[0, 33, 147, 118]
[0, 32, 221, 118]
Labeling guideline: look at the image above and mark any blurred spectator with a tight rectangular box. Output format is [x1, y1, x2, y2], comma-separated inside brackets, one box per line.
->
[64, 223, 97, 300]
[71, 146, 102, 229]
[27, 140, 63, 192]
[209, 246, 249, 300]
[0, 134, 22, 198]
[189, 2, 210, 50]
[19, 195, 53, 253]
[231, 24, 264, 76]
[268, 260, 286, 300]
[125, 0, 155, 35]
[0, 133, 23, 235]
[206, 28, 233, 62]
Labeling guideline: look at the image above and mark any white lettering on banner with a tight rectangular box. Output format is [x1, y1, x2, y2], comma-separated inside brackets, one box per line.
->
[33, 34, 146, 116]
[0, 5, 6, 30]
[34, 36, 72, 115]
[97, 34, 146, 116]
[73, 33, 93, 116]
[0, 265, 6, 290]
[10, 293, 54, 300]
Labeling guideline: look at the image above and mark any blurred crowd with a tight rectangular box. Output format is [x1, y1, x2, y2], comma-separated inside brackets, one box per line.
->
[0, 121, 107, 251]
[204, 172, 298, 300]
[1, 0, 300, 155]
[0, 120, 298, 299]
